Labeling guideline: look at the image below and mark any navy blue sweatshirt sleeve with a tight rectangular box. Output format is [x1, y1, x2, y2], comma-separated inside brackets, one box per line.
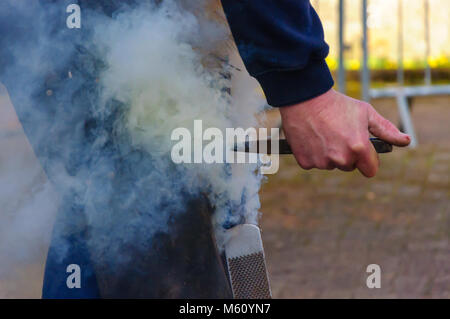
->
[220, 0, 334, 107]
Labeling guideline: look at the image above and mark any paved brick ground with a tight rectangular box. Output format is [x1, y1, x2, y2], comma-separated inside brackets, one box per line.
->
[260, 96, 450, 298]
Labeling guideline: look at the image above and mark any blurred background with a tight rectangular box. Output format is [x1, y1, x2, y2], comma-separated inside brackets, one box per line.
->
[0, 0, 449, 298]
[319, 0, 450, 93]
[261, 0, 450, 298]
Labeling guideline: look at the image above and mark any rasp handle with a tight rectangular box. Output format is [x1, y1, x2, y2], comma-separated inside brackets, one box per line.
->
[235, 138, 393, 155]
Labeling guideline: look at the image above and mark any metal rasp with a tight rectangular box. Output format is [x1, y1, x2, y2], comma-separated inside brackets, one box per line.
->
[234, 137, 393, 154]
[224, 224, 272, 299]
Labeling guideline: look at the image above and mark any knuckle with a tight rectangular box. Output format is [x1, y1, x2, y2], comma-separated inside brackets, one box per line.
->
[301, 163, 314, 170]
[360, 101, 372, 110]
[315, 160, 330, 170]
[359, 101, 373, 115]
[336, 161, 356, 171]
[350, 142, 366, 154]
[328, 154, 349, 167]
[297, 158, 314, 170]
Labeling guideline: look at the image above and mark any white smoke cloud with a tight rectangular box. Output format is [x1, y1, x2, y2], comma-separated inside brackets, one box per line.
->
[94, 1, 265, 238]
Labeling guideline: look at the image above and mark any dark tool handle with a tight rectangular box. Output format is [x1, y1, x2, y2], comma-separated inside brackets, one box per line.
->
[236, 138, 392, 155]
[277, 138, 392, 154]
[369, 138, 393, 153]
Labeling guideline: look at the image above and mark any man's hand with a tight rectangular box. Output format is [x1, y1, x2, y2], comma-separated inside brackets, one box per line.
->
[279, 89, 411, 177]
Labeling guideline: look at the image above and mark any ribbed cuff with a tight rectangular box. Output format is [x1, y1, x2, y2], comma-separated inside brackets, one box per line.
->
[256, 59, 334, 107]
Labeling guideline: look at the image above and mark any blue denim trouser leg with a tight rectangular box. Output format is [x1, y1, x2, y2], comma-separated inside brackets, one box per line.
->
[42, 232, 101, 298]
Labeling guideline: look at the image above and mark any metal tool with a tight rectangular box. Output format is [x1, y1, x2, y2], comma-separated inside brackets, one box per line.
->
[234, 137, 392, 155]
[224, 224, 272, 299]
[225, 138, 391, 299]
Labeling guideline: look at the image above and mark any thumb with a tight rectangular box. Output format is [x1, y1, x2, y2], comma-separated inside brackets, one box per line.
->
[367, 105, 411, 147]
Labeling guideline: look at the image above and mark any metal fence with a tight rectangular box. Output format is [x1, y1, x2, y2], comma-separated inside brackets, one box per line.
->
[336, 0, 450, 147]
